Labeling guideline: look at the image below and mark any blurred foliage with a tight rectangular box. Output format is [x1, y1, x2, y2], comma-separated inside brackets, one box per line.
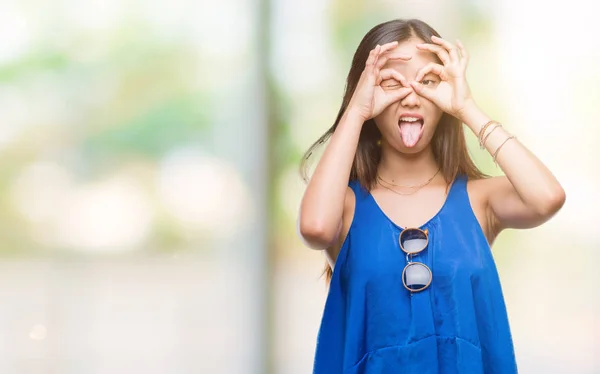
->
[0, 51, 70, 82]
[82, 93, 210, 169]
[0, 15, 213, 255]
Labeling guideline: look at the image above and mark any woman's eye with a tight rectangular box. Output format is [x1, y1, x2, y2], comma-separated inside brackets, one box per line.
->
[421, 79, 437, 86]
[380, 79, 402, 89]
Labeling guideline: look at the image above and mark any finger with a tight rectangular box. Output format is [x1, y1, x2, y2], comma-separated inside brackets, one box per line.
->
[456, 39, 470, 67]
[384, 87, 414, 106]
[410, 81, 435, 101]
[377, 68, 408, 86]
[375, 52, 412, 70]
[373, 45, 385, 69]
[378, 41, 399, 55]
[366, 45, 381, 67]
[415, 62, 444, 82]
[431, 35, 459, 62]
[416, 43, 450, 65]
[373, 41, 401, 69]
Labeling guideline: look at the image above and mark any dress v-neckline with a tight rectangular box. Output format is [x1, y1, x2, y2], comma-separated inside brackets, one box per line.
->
[366, 177, 460, 230]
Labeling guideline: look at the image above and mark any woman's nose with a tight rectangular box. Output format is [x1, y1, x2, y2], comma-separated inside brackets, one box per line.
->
[400, 89, 420, 107]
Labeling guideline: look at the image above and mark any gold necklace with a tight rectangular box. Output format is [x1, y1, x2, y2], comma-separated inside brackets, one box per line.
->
[377, 168, 440, 189]
[377, 180, 421, 196]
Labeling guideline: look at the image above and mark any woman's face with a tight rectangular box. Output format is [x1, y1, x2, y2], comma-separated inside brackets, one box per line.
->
[374, 37, 444, 154]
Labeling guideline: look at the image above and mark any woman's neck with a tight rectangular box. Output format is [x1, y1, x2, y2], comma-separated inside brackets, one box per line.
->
[377, 145, 440, 185]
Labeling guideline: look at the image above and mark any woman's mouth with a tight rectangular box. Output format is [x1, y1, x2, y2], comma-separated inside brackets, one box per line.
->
[398, 114, 424, 148]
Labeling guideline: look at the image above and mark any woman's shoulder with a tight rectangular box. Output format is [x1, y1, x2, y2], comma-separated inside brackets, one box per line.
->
[465, 175, 510, 200]
[462, 175, 490, 208]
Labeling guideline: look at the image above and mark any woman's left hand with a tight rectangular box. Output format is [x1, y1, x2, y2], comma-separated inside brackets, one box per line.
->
[410, 36, 475, 120]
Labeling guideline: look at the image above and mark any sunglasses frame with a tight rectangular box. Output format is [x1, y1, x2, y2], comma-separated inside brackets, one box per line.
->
[399, 228, 432, 293]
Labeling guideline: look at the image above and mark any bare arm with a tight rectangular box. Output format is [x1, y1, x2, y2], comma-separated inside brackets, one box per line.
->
[298, 112, 363, 249]
[412, 36, 565, 232]
[298, 42, 413, 249]
[461, 106, 566, 231]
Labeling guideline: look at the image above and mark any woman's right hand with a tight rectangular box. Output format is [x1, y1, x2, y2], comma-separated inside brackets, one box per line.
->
[346, 41, 413, 121]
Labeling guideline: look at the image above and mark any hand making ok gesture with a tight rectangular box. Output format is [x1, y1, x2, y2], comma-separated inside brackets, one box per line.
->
[410, 36, 475, 120]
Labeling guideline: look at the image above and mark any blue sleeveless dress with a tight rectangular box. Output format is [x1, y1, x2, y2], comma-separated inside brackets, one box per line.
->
[313, 175, 518, 374]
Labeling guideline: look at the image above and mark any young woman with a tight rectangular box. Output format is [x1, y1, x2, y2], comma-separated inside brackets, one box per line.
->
[298, 19, 565, 373]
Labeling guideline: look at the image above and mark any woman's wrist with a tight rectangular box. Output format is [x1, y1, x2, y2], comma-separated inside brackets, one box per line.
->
[342, 107, 367, 127]
[456, 101, 490, 134]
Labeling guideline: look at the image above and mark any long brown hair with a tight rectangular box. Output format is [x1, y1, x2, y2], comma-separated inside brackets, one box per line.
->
[300, 19, 487, 284]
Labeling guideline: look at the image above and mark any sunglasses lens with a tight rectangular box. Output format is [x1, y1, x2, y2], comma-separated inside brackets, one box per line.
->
[403, 262, 431, 292]
[400, 229, 427, 254]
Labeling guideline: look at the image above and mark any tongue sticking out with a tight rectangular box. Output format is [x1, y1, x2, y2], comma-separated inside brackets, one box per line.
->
[399, 121, 424, 148]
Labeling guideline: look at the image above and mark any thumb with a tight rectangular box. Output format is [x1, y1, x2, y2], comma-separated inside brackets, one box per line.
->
[410, 81, 435, 101]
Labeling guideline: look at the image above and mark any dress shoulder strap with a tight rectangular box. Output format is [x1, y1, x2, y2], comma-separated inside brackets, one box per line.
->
[347, 179, 372, 216]
[348, 179, 368, 198]
[443, 174, 475, 216]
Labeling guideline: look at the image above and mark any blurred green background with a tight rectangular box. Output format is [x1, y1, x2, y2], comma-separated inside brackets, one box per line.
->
[0, 0, 598, 373]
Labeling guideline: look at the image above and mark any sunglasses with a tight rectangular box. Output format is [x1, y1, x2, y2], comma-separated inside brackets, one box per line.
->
[399, 228, 432, 293]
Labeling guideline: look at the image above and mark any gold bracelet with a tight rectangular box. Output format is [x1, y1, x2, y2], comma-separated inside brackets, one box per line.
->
[478, 120, 500, 148]
[492, 135, 516, 164]
[481, 123, 503, 149]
